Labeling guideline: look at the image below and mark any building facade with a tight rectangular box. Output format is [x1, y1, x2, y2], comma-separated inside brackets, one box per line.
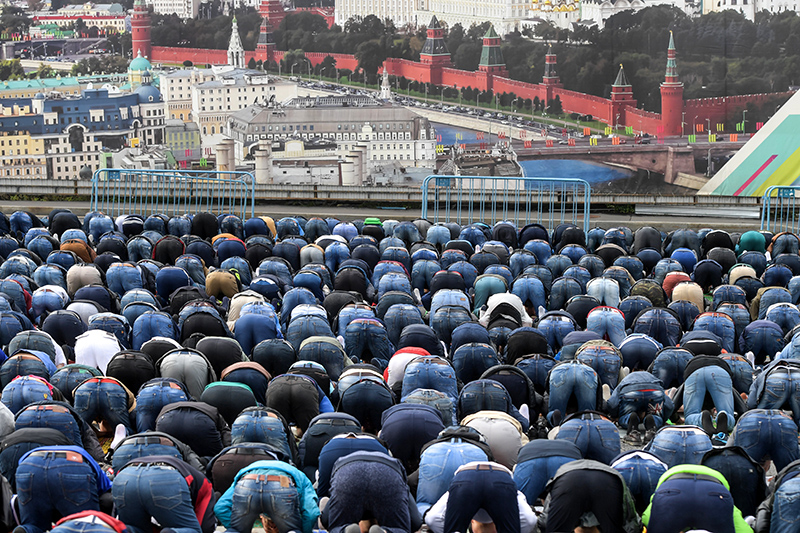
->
[228, 94, 436, 183]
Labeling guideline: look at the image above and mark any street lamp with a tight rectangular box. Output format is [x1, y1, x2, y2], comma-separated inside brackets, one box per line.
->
[705, 118, 711, 134]
[742, 109, 747, 134]
[615, 113, 620, 132]
[291, 62, 298, 76]
[681, 111, 686, 138]
[303, 57, 311, 78]
[693, 115, 698, 134]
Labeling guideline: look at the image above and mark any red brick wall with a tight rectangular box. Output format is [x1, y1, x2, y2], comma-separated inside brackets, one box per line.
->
[623, 107, 663, 135]
[152, 46, 228, 65]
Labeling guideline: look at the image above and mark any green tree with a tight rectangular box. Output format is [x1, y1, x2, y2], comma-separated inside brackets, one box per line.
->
[547, 95, 563, 115]
[0, 60, 24, 80]
[355, 39, 387, 78]
[248, 57, 257, 69]
[0, 6, 31, 36]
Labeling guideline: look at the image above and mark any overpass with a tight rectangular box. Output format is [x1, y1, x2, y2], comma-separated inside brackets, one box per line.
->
[514, 141, 747, 189]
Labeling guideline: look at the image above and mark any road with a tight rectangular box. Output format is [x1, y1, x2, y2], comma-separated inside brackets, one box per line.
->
[0, 200, 764, 232]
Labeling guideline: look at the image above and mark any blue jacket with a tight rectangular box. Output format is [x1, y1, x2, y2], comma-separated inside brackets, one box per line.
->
[214, 460, 319, 533]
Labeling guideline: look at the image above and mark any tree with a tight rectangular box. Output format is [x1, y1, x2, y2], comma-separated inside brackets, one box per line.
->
[355, 39, 387, 78]
[183, 60, 193, 67]
[0, 6, 31, 36]
[0, 60, 24, 81]
[533, 96, 541, 112]
[547, 95, 563, 115]
[248, 57, 257, 69]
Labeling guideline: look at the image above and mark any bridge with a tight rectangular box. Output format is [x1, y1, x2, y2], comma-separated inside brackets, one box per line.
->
[514, 141, 747, 189]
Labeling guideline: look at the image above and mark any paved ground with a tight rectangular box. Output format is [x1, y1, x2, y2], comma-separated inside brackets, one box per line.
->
[0, 200, 764, 232]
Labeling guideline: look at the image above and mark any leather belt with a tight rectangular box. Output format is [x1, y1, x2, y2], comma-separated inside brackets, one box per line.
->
[241, 474, 294, 487]
[28, 450, 84, 463]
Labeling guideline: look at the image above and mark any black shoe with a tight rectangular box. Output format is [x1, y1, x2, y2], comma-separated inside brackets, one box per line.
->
[716, 412, 730, 434]
[624, 429, 643, 446]
[700, 410, 716, 435]
[627, 412, 641, 432]
[644, 414, 657, 431]
[551, 409, 563, 427]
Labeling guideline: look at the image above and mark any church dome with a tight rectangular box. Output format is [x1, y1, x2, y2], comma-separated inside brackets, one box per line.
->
[129, 50, 151, 72]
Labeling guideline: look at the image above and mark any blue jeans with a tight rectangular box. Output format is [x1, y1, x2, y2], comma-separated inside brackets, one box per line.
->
[111, 436, 183, 470]
[612, 454, 666, 513]
[444, 466, 520, 533]
[16, 405, 84, 447]
[134, 381, 189, 433]
[16, 452, 100, 533]
[771, 477, 800, 533]
[730, 409, 800, 472]
[344, 319, 396, 364]
[547, 363, 598, 424]
[51, 518, 116, 533]
[720, 354, 754, 393]
[586, 307, 626, 347]
[683, 366, 735, 431]
[759, 288, 792, 320]
[513, 455, 577, 504]
[587, 278, 621, 309]
[73, 379, 132, 432]
[537, 315, 576, 351]
[401, 359, 458, 401]
[650, 348, 694, 389]
[227, 474, 302, 533]
[617, 389, 667, 428]
[577, 344, 622, 389]
[693, 313, 736, 353]
[648, 427, 712, 468]
[416, 442, 489, 514]
[758, 369, 800, 426]
[511, 277, 546, 311]
[430, 306, 473, 347]
[113, 463, 201, 533]
[646, 477, 734, 533]
[556, 417, 620, 465]
[452, 343, 499, 384]
[230, 410, 293, 461]
[1, 376, 53, 415]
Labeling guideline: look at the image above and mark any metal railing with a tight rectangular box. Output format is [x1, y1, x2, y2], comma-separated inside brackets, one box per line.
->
[421, 175, 591, 233]
[761, 186, 800, 233]
[92, 169, 255, 219]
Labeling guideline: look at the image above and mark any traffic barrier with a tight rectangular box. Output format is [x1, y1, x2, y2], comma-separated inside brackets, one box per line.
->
[762, 186, 800, 233]
[92, 169, 255, 219]
[421, 175, 591, 233]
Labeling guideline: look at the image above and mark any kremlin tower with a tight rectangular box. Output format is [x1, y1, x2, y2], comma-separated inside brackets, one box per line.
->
[131, 0, 151, 59]
[660, 31, 684, 136]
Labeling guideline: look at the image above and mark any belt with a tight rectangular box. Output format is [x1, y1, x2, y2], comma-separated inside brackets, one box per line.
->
[26, 404, 71, 414]
[126, 436, 175, 447]
[28, 450, 84, 463]
[241, 474, 294, 487]
[459, 463, 499, 472]
[127, 461, 178, 470]
[668, 473, 724, 485]
[87, 378, 120, 386]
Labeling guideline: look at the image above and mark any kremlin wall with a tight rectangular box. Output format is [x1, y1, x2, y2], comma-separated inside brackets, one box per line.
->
[135, 0, 793, 137]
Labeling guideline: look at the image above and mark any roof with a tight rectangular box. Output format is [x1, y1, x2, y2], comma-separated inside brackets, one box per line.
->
[479, 26, 505, 67]
[483, 25, 499, 39]
[612, 64, 630, 87]
[129, 51, 151, 71]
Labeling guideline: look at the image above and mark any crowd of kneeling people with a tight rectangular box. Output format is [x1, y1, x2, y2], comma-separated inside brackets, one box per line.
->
[0, 209, 799, 532]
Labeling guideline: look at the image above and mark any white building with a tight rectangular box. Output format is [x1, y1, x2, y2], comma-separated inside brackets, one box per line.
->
[579, 0, 694, 26]
[144, 0, 199, 19]
[416, 0, 529, 34]
[228, 94, 436, 184]
[709, 0, 793, 20]
[335, 0, 419, 27]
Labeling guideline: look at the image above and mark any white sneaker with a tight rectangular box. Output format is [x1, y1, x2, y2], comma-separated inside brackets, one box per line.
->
[110, 423, 127, 450]
[602, 384, 612, 401]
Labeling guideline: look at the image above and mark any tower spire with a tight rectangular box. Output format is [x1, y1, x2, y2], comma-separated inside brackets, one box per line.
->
[228, 15, 245, 68]
[663, 30, 680, 86]
[660, 31, 684, 136]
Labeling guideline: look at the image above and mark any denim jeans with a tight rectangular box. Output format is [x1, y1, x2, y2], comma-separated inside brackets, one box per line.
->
[767, 303, 800, 336]
[556, 417, 620, 465]
[547, 363, 598, 424]
[617, 388, 667, 428]
[113, 463, 201, 533]
[759, 288, 792, 320]
[452, 343, 500, 384]
[16, 405, 83, 447]
[383, 304, 424, 347]
[50, 517, 116, 533]
[227, 475, 302, 533]
[729, 409, 800, 472]
[7, 372, 57, 414]
[693, 313, 736, 353]
[344, 319, 396, 364]
[548, 277, 582, 311]
[73, 378, 132, 433]
[771, 477, 800, 533]
[516, 355, 556, 394]
[401, 358, 458, 401]
[632, 308, 682, 348]
[585, 307, 626, 347]
[0, 356, 48, 389]
[757, 368, 800, 426]
[16, 452, 100, 533]
[415, 441, 489, 514]
[511, 277, 546, 312]
[134, 381, 189, 432]
[587, 277, 621, 309]
[611, 453, 666, 513]
[577, 343, 622, 389]
[426, 225, 451, 249]
[430, 306, 473, 347]
[444, 465, 521, 533]
[683, 367, 735, 431]
[513, 455, 577, 504]
[649, 348, 692, 389]
[537, 315, 576, 352]
[111, 439, 183, 472]
[647, 427, 712, 468]
[230, 409, 293, 461]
